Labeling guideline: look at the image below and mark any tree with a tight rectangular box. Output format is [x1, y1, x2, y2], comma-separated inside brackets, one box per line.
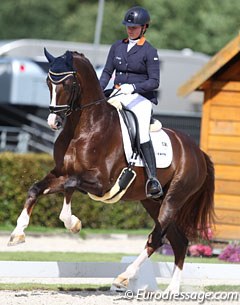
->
[0, 0, 240, 55]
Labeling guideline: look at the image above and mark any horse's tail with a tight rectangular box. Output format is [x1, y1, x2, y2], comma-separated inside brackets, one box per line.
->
[177, 152, 215, 240]
[196, 152, 215, 239]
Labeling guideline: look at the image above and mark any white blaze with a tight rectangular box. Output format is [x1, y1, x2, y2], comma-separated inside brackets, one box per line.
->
[47, 84, 58, 129]
[51, 84, 57, 106]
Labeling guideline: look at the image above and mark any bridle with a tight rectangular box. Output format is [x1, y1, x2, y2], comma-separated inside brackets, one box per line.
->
[48, 70, 81, 116]
[48, 70, 121, 117]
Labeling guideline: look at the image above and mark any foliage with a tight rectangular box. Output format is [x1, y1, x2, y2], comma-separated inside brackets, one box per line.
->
[218, 242, 240, 263]
[0, 152, 153, 229]
[188, 244, 212, 257]
[0, 0, 240, 55]
[187, 226, 213, 257]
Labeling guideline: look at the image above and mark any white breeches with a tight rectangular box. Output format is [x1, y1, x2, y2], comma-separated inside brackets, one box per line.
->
[121, 93, 152, 143]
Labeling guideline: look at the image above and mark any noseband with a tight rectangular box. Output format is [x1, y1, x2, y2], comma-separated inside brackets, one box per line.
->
[48, 70, 80, 116]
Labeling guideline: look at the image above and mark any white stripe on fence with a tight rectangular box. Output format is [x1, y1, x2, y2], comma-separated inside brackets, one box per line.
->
[0, 259, 239, 280]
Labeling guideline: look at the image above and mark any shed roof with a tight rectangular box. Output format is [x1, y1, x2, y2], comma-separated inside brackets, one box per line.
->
[178, 34, 240, 97]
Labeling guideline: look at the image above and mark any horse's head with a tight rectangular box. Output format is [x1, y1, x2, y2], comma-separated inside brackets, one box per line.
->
[44, 48, 81, 130]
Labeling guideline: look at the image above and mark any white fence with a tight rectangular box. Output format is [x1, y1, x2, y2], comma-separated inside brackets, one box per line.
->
[0, 260, 239, 281]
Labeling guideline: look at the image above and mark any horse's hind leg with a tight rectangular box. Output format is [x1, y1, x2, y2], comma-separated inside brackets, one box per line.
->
[165, 223, 188, 293]
[8, 172, 66, 246]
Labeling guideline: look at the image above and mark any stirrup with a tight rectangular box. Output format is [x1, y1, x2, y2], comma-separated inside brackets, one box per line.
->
[145, 178, 163, 199]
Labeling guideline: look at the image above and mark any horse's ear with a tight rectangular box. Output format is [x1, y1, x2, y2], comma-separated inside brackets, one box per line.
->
[65, 51, 73, 68]
[44, 48, 55, 63]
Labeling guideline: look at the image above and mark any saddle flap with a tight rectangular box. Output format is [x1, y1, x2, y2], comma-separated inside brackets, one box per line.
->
[120, 108, 139, 151]
[118, 111, 173, 169]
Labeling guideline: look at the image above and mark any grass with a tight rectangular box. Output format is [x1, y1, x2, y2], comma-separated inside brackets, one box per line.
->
[205, 285, 240, 292]
[0, 283, 110, 291]
[0, 225, 151, 239]
[0, 225, 150, 234]
[0, 252, 127, 262]
[0, 225, 67, 234]
[0, 251, 228, 264]
[82, 228, 150, 236]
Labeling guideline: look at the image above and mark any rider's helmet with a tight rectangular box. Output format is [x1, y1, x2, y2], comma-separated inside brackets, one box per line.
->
[122, 6, 150, 27]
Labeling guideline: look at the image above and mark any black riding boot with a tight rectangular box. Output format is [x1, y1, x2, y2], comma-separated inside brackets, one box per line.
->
[140, 141, 163, 199]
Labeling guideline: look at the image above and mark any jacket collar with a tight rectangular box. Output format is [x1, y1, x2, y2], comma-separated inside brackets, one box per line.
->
[123, 36, 146, 45]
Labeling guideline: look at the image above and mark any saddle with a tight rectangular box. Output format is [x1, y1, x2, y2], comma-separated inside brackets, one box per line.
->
[119, 106, 161, 155]
[119, 106, 140, 155]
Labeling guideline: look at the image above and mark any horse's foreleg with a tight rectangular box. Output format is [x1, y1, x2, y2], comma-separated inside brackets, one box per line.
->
[8, 173, 65, 246]
[8, 184, 42, 246]
[59, 192, 81, 233]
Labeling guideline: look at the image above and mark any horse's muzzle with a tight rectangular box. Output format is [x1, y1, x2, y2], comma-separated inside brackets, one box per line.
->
[47, 113, 63, 130]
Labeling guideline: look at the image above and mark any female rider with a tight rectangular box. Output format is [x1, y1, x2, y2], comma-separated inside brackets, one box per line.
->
[99, 6, 162, 198]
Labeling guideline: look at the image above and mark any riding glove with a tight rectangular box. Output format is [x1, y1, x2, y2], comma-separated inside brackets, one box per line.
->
[119, 84, 135, 95]
[108, 95, 122, 110]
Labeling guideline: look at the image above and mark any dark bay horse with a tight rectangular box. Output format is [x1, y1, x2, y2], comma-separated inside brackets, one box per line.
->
[8, 49, 215, 292]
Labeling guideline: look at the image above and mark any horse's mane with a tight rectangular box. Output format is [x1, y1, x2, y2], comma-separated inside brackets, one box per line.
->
[71, 51, 99, 81]
[72, 51, 92, 67]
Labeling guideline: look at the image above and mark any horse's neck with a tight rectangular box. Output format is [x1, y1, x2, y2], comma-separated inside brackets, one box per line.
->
[66, 102, 114, 138]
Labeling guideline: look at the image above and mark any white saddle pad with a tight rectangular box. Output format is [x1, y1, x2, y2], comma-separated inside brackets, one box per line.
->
[118, 111, 173, 168]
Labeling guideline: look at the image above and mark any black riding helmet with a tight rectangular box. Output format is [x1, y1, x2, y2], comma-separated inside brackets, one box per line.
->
[122, 6, 150, 27]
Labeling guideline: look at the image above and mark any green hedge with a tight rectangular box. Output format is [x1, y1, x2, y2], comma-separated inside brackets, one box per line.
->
[0, 153, 152, 230]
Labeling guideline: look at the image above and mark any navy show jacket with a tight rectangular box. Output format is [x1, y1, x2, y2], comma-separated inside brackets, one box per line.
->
[99, 37, 160, 105]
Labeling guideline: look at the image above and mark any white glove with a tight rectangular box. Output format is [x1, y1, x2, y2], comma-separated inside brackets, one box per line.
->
[108, 96, 122, 110]
[119, 84, 135, 95]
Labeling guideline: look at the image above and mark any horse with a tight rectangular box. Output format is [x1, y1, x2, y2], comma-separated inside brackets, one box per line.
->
[8, 49, 215, 293]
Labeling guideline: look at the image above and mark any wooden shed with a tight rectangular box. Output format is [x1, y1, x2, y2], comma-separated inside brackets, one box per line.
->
[178, 34, 240, 241]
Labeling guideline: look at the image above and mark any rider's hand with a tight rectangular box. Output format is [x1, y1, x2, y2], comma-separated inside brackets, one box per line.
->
[119, 84, 135, 95]
[108, 96, 122, 110]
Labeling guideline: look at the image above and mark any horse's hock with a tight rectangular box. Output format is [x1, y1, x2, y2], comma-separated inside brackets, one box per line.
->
[179, 33, 240, 241]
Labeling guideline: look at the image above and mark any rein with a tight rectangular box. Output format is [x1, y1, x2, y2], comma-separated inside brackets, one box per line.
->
[48, 69, 121, 116]
[78, 90, 122, 109]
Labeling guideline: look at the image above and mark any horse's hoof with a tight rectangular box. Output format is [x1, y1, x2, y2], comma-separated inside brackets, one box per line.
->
[7, 234, 25, 246]
[70, 219, 82, 233]
[112, 276, 129, 290]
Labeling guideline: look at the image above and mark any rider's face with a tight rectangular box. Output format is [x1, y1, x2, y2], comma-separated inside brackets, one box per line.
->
[126, 25, 145, 39]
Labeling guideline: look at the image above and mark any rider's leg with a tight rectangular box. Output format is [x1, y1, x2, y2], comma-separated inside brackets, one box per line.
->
[140, 140, 163, 198]
[124, 94, 163, 198]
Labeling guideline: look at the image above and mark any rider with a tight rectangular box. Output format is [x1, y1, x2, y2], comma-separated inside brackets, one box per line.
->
[99, 6, 163, 198]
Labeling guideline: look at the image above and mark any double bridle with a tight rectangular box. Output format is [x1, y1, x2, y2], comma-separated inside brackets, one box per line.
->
[48, 70, 109, 117]
[48, 70, 81, 116]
